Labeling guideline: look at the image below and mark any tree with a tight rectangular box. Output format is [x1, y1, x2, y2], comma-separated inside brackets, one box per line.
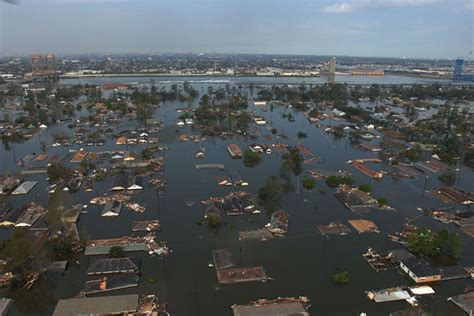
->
[302, 178, 316, 190]
[358, 184, 372, 193]
[206, 213, 220, 229]
[406, 229, 462, 259]
[109, 246, 125, 258]
[297, 131, 307, 139]
[404, 144, 422, 162]
[331, 271, 350, 285]
[464, 148, 474, 168]
[258, 176, 282, 212]
[47, 163, 73, 183]
[438, 170, 456, 186]
[243, 149, 262, 167]
[434, 229, 462, 259]
[377, 197, 389, 206]
[333, 126, 344, 139]
[325, 175, 355, 188]
[406, 229, 437, 257]
[136, 103, 153, 121]
[282, 147, 304, 176]
[0, 228, 39, 275]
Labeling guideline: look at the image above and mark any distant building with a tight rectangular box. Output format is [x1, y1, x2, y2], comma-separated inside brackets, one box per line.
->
[329, 57, 336, 74]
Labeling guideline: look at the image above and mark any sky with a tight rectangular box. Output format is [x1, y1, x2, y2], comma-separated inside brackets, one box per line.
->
[0, 0, 472, 58]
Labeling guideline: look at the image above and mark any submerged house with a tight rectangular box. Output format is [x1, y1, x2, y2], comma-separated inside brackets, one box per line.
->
[265, 210, 289, 236]
[400, 258, 442, 284]
[11, 181, 37, 195]
[15, 203, 48, 227]
[0, 208, 23, 227]
[0, 177, 21, 195]
[53, 294, 140, 316]
[101, 201, 122, 217]
[127, 176, 143, 191]
[110, 174, 128, 191]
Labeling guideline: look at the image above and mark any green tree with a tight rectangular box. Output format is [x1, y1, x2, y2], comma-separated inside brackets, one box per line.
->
[47, 163, 73, 183]
[358, 184, 372, 193]
[243, 149, 262, 167]
[434, 229, 462, 259]
[438, 170, 456, 186]
[302, 178, 316, 190]
[0, 228, 40, 275]
[377, 197, 389, 206]
[405, 144, 422, 162]
[206, 213, 220, 229]
[282, 147, 304, 176]
[331, 271, 350, 285]
[258, 176, 282, 213]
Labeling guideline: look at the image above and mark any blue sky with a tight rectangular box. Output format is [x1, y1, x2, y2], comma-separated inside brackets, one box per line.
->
[0, 0, 472, 58]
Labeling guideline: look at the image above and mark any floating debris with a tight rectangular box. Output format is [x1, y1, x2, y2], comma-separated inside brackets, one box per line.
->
[126, 202, 146, 213]
[362, 248, 399, 272]
[132, 220, 161, 232]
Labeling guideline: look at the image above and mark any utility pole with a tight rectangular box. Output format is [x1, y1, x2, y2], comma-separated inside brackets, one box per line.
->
[422, 176, 429, 197]
[193, 279, 199, 316]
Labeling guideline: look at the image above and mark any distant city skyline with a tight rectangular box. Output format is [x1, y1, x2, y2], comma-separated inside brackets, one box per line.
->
[0, 0, 472, 59]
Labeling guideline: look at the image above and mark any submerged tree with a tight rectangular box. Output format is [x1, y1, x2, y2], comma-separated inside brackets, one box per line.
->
[438, 169, 457, 186]
[302, 178, 316, 190]
[243, 149, 262, 167]
[258, 176, 282, 213]
[406, 229, 462, 260]
[331, 270, 350, 285]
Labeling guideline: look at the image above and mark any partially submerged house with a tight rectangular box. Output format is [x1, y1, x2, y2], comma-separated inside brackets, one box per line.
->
[11, 181, 37, 195]
[127, 176, 143, 190]
[265, 210, 289, 236]
[0, 208, 23, 227]
[448, 292, 473, 316]
[110, 174, 128, 191]
[101, 201, 122, 217]
[53, 294, 140, 316]
[87, 257, 139, 276]
[400, 258, 442, 284]
[15, 203, 47, 227]
[0, 176, 21, 195]
[438, 187, 473, 205]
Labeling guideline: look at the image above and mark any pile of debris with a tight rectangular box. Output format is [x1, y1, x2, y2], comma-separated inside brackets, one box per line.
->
[265, 210, 288, 236]
[126, 203, 146, 213]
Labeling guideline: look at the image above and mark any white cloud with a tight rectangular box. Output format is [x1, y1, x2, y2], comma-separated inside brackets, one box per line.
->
[324, 2, 357, 13]
[323, 0, 442, 13]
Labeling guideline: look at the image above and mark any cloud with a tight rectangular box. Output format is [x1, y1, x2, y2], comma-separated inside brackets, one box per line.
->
[323, 0, 442, 13]
[324, 2, 356, 13]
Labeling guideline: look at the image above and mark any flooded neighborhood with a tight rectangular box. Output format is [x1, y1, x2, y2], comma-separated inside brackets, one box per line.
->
[0, 73, 472, 315]
[1, 0, 474, 314]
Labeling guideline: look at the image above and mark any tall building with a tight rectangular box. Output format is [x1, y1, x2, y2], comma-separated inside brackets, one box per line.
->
[329, 57, 336, 75]
[30, 53, 57, 79]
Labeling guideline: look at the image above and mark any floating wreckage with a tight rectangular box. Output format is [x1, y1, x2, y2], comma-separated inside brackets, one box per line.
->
[126, 202, 146, 213]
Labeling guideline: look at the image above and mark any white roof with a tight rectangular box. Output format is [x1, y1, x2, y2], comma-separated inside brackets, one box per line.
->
[12, 181, 38, 195]
[409, 286, 435, 295]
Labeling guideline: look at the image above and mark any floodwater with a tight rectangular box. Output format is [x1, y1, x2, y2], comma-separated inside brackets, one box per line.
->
[58, 74, 456, 87]
[1, 76, 473, 316]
